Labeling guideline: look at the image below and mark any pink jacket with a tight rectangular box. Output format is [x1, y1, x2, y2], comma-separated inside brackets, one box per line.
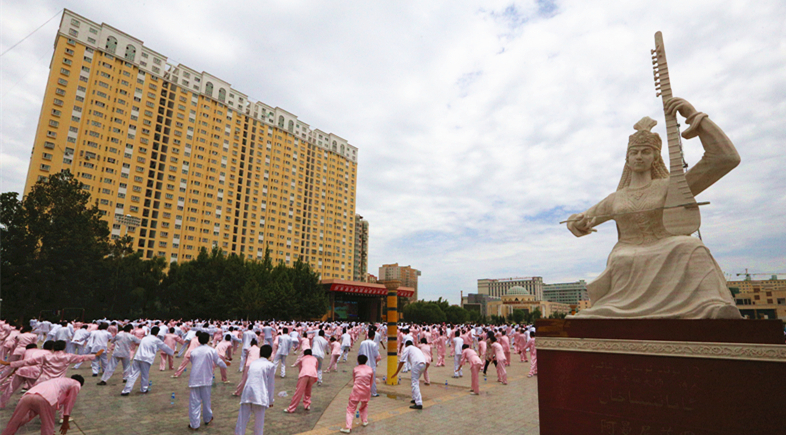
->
[349, 364, 374, 402]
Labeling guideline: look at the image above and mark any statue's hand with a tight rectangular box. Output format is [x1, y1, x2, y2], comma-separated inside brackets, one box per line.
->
[665, 97, 696, 120]
[567, 213, 596, 237]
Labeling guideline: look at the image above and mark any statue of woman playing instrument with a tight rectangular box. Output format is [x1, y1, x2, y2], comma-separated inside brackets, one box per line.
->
[567, 97, 742, 319]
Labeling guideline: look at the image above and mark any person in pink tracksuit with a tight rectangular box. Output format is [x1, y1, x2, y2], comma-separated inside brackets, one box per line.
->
[434, 331, 446, 367]
[215, 334, 233, 383]
[326, 337, 342, 372]
[339, 354, 374, 433]
[418, 338, 432, 385]
[172, 334, 200, 378]
[500, 331, 511, 367]
[0, 343, 51, 409]
[527, 331, 538, 378]
[2, 375, 84, 435]
[161, 328, 185, 371]
[2, 341, 100, 386]
[489, 336, 507, 385]
[284, 349, 318, 413]
[459, 344, 484, 395]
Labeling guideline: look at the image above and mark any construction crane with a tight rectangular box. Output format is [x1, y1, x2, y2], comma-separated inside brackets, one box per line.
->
[735, 269, 786, 281]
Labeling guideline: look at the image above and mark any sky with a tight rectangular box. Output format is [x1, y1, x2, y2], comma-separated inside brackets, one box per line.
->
[1, 0, 784, 305]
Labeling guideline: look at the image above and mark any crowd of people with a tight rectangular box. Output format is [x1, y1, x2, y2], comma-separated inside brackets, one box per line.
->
[0, 318, 537, 434]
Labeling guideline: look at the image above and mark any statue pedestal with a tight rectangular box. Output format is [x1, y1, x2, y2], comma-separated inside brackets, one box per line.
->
[535, 319, 786, 435]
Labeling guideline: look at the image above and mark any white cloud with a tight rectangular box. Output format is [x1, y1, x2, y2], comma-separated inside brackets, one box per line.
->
[1, 0, 784, 305]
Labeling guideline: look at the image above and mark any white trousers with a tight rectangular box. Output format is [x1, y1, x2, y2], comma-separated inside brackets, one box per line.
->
[453, 353, 463, 376]
[315, 356, 324, 383]
[122, 360, 151, 394]
[91, 351, 108, 375]
[239, 348, 249, 372]
[273, 354, 287, 377]
[101, 355, 130, 382]
[410, 362, 426, 406]
[235, 403, 266, 435]
[189, 386, 213, 429]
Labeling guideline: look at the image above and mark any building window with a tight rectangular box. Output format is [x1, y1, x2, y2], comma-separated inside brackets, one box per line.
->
[125, 44, 136, 61]
[105, 36, 118, 54]
[205, 82, 214, 97]
[218, 88, 226, 102]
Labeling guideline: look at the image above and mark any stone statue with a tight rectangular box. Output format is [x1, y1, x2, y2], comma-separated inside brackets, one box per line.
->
[566, 97, 742, 319]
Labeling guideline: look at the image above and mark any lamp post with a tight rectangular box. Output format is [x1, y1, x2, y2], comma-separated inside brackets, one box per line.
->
[384, 279, 400, 385]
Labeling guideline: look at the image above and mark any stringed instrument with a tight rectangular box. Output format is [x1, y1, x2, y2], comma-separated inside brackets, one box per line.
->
[652, 31, 700, 236]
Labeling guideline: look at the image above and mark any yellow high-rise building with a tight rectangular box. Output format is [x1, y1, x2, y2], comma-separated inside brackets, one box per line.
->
[23, 10, 358, 279]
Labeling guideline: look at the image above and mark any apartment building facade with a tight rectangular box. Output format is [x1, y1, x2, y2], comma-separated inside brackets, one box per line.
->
[23, 10, 359, 279]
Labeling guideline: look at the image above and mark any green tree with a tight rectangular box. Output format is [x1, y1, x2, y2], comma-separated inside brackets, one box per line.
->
[1, 171, 110, 320]
[443, 305, 470, 324]
[403, 301, 447, 324]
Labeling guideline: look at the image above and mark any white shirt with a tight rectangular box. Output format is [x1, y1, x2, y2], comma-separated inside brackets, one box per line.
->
[240, 357, 276, 406]
[111, 332, 141, 358]
[311, 336, 329, 359]
[89, 330, 113, 352]
[276, 335, 293, 356]
[400, 345, 426, 366]
[71, 329, 90, 345]
[188, 345, 227, 388]
[357, 339, 379, 368]
[133, 335, 174, 364]
[341, 333, 352, 347]
[241, 330, 257, 349]
[452, 337, 464, 356]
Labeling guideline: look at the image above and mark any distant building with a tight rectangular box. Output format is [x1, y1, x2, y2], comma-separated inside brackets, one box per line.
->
[352, 215, 369, 282]
[478, 277, 543, 301]
[365, 273, 377, 283]
[727, 276, 786, 320]
[379, 263, 421, 302]
[484, 286, 571, 319]
[461, 293, 500, 318]
[543, 280, 589, 305]
[577, 299, 592, 312]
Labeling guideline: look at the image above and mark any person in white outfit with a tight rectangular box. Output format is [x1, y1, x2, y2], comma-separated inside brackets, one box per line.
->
[187, 332, 229, 430]
[97, 324, 140, 385]
[452, 330, 464, 378]
[272, 328, 293, 378]
[121, 327, 174, 395]
[340, 329, 352, 362]
[235, 345, 275, 435]
[392, 340, 427, 409]
[357, 330, 380, 397]
[310, 330, 329, 385]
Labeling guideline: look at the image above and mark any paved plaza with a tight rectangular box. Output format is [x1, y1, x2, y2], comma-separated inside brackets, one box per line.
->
[1, 343, 539, 434]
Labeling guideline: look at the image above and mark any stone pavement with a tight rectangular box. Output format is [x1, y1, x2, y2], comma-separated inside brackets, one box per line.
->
[1, 343, 539, 434]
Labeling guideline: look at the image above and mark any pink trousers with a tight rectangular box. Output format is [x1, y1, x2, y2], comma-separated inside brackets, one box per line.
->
[436, 351, 445, 367]
[496, 359, 507, 384]
[234, 366, 249, 396]
[0, 374, 35, 409]
[528, 348, 538, 376]
[345, 398, 368, 429]
[470, 363, 482, 394]
[287, 376, 317, 412]
[2, 394, 55, 435]
[219, 366, 228, 382]
[327, 354, 339, 372]
[160, 352, 174, 370]
[174, 355, 190, 377]
[504, 350, 511, 366]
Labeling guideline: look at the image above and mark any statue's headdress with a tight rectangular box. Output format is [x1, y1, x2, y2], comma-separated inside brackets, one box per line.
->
[617, 117, 669, 190]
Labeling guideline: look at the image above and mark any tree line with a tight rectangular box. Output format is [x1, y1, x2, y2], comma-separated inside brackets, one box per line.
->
[402, 298, 566, 325]
[1, 170, 327, 323]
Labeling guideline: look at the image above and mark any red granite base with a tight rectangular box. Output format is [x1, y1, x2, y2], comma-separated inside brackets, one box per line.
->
[535, 319, 786, 435]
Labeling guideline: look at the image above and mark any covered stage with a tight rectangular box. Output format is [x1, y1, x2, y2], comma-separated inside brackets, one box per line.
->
[321, 279, 415, 322]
